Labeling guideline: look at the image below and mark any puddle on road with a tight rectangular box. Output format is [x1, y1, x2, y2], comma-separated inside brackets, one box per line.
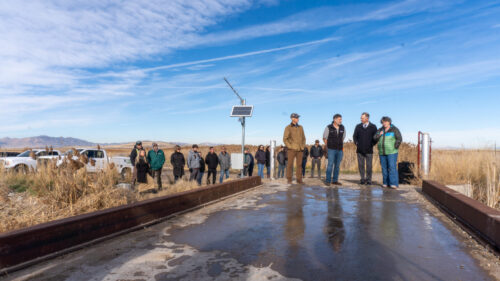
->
[167, 185, 492, 281]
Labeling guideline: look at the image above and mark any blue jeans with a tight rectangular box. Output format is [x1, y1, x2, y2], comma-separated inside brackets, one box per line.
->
[278, 164, 285, 178]
[257, 163, 265, 178]
[219, 169, 230, 183]
[197, 172, 204, 185]
[379, 153, 399, 187]
[326, 149, 343, 183]
[302, 158, 307, 177]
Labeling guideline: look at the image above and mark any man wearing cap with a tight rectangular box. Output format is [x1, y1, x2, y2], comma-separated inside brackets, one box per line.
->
[283, 113, 306, 184]
[170, 145, 185, 182]
[187, 144, 201, 182]
[323, 114, 346, 186]
[147, 143, 165, 191]
[309, 140, 324, 178]
[129, 141, 143, 188]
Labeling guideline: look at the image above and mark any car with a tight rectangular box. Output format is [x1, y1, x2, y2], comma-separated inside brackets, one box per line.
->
[0, 152, 20, 157]
[49, 148, 133, 179]
[0, 149, 61, 173]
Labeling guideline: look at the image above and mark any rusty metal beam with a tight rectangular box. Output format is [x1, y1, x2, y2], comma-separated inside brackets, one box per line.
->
[422, 180, 500, 251]
[0, 176, 261, 272]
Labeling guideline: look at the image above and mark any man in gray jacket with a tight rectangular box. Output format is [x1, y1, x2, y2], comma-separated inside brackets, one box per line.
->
[188, 144, 201, 182]
[218, 146, 231, 183]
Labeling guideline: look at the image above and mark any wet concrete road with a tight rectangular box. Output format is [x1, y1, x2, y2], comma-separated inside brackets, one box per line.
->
[4, 181, 499, 281]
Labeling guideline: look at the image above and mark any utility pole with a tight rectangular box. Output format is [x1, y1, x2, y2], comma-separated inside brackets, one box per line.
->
[224, 77, 247, 178]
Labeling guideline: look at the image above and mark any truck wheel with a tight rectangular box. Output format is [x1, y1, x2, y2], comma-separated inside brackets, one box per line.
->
[121, 168, 132, 180]
[15, 165, 29, 174]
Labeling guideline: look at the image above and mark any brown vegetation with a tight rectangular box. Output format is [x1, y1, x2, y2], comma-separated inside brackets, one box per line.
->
[0, 143, 498, 234]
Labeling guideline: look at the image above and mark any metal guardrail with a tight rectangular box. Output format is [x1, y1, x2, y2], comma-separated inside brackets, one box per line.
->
[0, 176, 262, 273]
[422, 180, 500, 252]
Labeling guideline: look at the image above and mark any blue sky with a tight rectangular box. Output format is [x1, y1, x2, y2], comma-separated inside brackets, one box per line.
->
[1, 0, 499, 148]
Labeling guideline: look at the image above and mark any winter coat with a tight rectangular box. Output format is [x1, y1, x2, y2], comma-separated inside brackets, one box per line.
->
[277, 151, 286, 165]
[302, 147, 309, 160]
[374, 125, 402, 155]
[187, 150, 201, 169]
[170, 152, 185, 168]
[310, 145, 323, 158]
[353, 122, 378, 154]
[135, 157, 150, 183]
[199, 157, 206, 173]
[129, 146, 140, 166]
[147, 149, 165, 171]
[219, 152, 231, 170]
[170, 151, 185, 177]
[244, 153, 252, 166]
[265, 150, 271, 167]
[283, 123, 306, 151]
[205, 152, 219, 170]
[255, 150, 266, 164]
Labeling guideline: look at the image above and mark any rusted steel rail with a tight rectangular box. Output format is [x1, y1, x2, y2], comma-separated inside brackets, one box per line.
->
[0, 176, 261, 272]
[423, 180, 500, 251]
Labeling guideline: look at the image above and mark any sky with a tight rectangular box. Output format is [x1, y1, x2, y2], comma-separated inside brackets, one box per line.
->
[1, 0, 500, 148]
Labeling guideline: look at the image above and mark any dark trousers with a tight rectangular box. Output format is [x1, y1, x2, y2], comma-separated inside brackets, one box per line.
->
[311, 158, 321, 178]
[152, 169, 162, 189]
[357, 153, 373, 182]
[207, 169, 217, 184]
[189, 168, 199, 182]
[302, 158, 307, 177]
[286, 150, 303, 182]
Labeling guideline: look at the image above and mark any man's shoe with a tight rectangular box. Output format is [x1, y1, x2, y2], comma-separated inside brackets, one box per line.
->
[360, 180, 365, 185]
[333, 182, 342, 186]
[324, 181, 331, 186]
[366, 181, 372, 185]
[287, 180, 293, 184]
[297, 180, 304, 184]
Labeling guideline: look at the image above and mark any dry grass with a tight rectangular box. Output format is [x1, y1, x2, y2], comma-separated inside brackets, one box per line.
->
[1, 143, 498, 234]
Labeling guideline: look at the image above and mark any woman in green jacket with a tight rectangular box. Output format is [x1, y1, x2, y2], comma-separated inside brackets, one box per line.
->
[374, 116, 402, 189]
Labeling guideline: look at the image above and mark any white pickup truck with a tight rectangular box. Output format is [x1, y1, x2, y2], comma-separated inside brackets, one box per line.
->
[0, 149, 61, 173]
[50, 148, 133, 178]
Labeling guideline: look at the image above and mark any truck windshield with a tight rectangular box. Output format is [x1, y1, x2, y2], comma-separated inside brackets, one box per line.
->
[17, 151, 32, 157]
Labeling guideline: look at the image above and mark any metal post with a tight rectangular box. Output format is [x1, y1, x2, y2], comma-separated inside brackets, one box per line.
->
[421, 133, 431, 176]
[270, 140, 276, 179]
[241, 115, 245, 178]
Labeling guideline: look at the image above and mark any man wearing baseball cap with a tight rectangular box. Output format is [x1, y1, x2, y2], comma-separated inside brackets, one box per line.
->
[283, 113, 306, 184]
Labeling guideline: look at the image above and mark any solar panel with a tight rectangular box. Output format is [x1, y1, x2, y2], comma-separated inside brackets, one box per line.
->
[231, 105, 253, 117]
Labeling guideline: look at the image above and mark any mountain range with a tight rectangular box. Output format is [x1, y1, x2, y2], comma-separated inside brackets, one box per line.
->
[0, 136, 222, 149]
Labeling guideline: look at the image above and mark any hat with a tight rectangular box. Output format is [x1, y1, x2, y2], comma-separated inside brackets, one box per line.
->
[136, 141, 142, 145]
[290, 113, 300, 118]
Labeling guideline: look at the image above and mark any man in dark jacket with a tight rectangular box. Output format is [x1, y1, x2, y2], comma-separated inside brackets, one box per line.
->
[309, 140, 323, 178]
[205, 147, 219, 184]
[170, 145, 185, 182]
[323, 114, 345, 186]
[248, 151, 255, 177]
[147, 143, 165, 190]
[277, 146, 286, 178]
[129, 141, 143, 188]
[301, 147, 309, 177]
[353, 112, 378, 185]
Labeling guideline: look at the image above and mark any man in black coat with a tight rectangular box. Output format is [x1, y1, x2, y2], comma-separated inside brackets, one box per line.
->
[129, 141, 143, 188]
[353, 112, 378, 185]
[205, 147, 219, 184]
[309, 140, 324, 178]
[170, 145, 185, 182]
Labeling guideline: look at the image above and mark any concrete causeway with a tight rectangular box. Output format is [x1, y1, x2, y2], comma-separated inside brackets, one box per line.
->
[4, 178, 500, 281]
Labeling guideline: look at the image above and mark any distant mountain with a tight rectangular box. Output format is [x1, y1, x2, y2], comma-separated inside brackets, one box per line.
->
[0, 136, 96, 148]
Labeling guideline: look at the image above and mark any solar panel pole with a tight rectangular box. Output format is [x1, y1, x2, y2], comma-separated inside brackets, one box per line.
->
[224, 78, 246, 178]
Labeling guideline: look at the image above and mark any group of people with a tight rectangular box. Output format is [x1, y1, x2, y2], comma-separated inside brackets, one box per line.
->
[129, 143, 232, 190]
[283, 112, 402, 189]
[129, 111, 402, 191]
